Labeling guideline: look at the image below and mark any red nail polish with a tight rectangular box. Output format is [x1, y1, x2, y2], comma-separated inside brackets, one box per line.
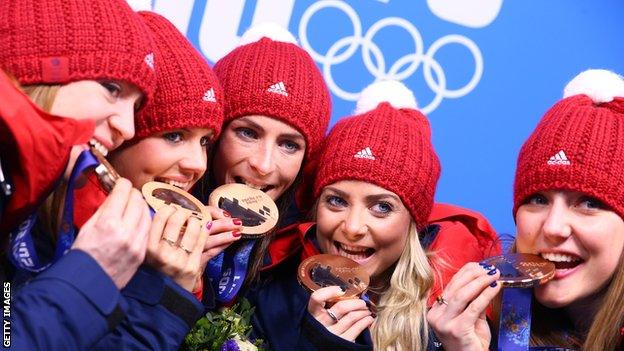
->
[223, 210, 231, 217]
[206, 221, 212, 230]
[232, 230, 241, 237]
[232, 218, 242, 225]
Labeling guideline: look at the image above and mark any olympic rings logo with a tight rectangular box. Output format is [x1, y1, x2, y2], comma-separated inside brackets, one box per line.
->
[298, 0, 484, 114]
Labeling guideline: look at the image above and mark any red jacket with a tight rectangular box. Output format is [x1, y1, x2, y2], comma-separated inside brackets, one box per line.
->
[0, 69, 94, 233]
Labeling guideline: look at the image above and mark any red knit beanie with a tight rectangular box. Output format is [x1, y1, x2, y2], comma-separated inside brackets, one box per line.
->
[313, 81, 441, 229]
[213, 23, 331, 161]
[514, 69, 624, 219]
[136, 12, 224, 139]
[0, 0, 156, 101]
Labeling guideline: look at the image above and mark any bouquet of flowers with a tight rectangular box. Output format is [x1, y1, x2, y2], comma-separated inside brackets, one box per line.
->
[182, 298, 265, 351]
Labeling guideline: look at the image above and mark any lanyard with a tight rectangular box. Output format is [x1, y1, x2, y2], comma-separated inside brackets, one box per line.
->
[9, 150, 98, 272]
[205, 240, 256, 304]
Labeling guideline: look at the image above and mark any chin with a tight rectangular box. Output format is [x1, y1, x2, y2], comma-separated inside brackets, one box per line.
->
[535, 285, 573, 308]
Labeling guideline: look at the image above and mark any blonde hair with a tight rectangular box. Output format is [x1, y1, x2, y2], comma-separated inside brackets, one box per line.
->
[371, 221, 434, 351]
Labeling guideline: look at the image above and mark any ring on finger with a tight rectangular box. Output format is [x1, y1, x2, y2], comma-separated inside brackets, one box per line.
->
[161, 237, 177, 246]
[436, 295, 449, 306]
[178, 244, 192, 254]
[326, 309, 339, 323]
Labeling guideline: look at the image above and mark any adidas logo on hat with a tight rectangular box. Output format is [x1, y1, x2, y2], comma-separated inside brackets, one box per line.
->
[144, 53, 154, 70]
[547, 150, 570, 165]
[202, 88, 216, 102]
[354, 147, 375, 160]
[267, 81, 288, 96]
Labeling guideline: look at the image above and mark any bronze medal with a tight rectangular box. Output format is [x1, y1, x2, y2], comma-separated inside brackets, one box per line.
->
[298, 254, 370, 301]
[88, 144, 120, 193]
[483, 253, 555, 288]
[142, 181, 211, 227]
[208, 183, 278, 238]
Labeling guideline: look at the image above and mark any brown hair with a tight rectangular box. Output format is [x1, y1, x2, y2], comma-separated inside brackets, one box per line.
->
[508, 243, 624, 350]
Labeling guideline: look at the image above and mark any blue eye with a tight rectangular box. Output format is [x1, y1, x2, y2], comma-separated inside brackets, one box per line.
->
[99, 81, 121, 98]
[371, 201, 393, 214]
[280, 140, 301, 154]
[162, 132, 182, 143]
[326, 195, 347, 208]
[578, 196, 606, 210]
[235, 127, 257, 140]
[524, 194, 548, 206]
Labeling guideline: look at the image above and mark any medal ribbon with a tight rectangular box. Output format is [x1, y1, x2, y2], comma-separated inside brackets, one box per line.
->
[206, 239, 256, 303]
[498, 287, 532, 351]
[9, 150, 99, 272]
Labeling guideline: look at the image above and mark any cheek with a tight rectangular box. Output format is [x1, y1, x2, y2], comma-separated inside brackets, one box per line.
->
[52, 89, 103, 120]
[213, 135, 246, 171]
[315, 208, 340, 249]
[277, 155, 304, 186]
[515, 212, 540, 252]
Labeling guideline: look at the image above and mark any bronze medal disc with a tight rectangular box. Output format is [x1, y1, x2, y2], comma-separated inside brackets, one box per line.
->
[208, 183, 279, 238]
[142, 181, 211, 226]
[483, 253, 555, 288]
[88, 144, 120, 193]
[298, 254, 370, 301]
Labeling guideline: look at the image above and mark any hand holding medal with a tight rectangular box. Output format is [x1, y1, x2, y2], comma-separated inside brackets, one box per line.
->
[205, 183, 280, 303]
[300, 254, 376, 342]
[427, 254, 556, 351]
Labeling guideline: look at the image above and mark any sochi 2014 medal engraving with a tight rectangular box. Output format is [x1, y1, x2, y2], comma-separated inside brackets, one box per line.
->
[208, 183, 278, 238]
[88, 142, 119, 192]
[298, 254, 370, 301]
[483, 253, 555, 288]
[142, 181, 211, 226]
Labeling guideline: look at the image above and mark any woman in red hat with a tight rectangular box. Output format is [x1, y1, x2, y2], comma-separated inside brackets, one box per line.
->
[428, 69, 624, 351]
[197, 22, 331, 304]
[247, 80, 443, 350]
[0, 0, 156, 349]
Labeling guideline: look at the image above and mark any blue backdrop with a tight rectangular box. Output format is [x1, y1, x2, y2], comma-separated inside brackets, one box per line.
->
[129, 0, 624, 236]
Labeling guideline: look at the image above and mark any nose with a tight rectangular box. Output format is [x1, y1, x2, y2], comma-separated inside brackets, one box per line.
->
[541, 200, 572, 243]
[179, 143, 208, 178]
[342, 208, 368, 242]
[109, 102, 136, 144]
[248, 142, 275, 176]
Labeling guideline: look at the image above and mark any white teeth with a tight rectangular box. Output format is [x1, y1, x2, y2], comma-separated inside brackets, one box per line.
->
[243, 181, 266, 190]
[541, 252, 581, 263]
[338, 243, 370, 253]
[89, 139, 109, 156]
[160, 179, 189, 189]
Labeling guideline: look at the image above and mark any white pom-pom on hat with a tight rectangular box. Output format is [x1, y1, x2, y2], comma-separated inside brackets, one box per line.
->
[563, 69, 624, 103]
[355, 80, 418, 115]
[238, 22, 298, 46]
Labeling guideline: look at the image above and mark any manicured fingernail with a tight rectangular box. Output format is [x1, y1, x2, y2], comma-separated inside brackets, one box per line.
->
[481, 264, 494, 270]
[232, 230, 241, 237]
[223, 210, 231, 217]
[487, 269, 498, 275]
[490, 281, 498, 288]
[206, 221, 212, 230]
[340, 286, 347, 292]
[479, 262, 489, 267]
[232, 218, 242, 225]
